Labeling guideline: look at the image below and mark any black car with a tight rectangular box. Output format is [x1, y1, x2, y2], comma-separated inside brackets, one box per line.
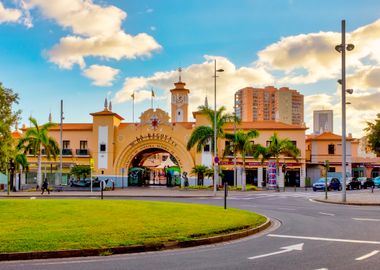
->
[358, 177, 374, 189]
[347, 177, 361, 190]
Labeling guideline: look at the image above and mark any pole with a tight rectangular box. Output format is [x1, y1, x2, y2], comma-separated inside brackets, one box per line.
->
[132, 92, 135, 123]
[6, 163, 9, 196]
[341, 20, 347, 203]
[60, 100, 63, 185]
[122, 168, 124, 189]
[324, 160, 329, 200]
[224, 181, 228, 209]
[233, 93, 237, 187]
[213, 60, 218, 196]
[101, 181, 104, 200]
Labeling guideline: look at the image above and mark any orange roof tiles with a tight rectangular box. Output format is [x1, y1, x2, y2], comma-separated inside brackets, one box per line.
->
[306, 132, 354, 141]
[90, 110, 124, 120]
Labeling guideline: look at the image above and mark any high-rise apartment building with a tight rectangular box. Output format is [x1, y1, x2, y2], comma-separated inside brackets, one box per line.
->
[313, 110, 333, 134]
[235, 86, 304, 125]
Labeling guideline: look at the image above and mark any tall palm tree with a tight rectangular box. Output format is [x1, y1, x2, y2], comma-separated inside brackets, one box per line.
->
[254, 132, 300, 187]
[17, 117, 59, 188]
[14, 153, 28, 189]
[224, 129, 259, 191]
[187, 106, 234, 153]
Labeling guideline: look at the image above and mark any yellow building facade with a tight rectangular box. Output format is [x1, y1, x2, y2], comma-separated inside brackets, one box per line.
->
[21, 80, 308, 188]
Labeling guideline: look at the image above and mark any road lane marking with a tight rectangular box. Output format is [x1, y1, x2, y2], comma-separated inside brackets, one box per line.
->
[318, 212, 335, 216]
[353, 218, 380, 222]
[268, 234, 380, 245]
[278, 207, 296, 211]
[355, 250, 379, 261]
[248, 243, 303, 260]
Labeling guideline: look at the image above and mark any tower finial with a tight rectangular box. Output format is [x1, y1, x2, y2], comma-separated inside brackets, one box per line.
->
[178, 67, 182, 82]
[109, 101, 112, 111]
[204, 96, 209, 108]
[104, 98, 108, 110]
[48, 112, 52, 123]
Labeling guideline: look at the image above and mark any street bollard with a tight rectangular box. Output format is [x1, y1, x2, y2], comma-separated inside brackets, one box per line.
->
[224, 182, 228, 210]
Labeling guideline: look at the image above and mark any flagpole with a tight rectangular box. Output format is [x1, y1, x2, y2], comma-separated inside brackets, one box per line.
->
[132, 92, 135, 123]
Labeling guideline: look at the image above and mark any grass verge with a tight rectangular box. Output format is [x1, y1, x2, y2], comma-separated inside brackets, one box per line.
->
[0, 199, 266, 253]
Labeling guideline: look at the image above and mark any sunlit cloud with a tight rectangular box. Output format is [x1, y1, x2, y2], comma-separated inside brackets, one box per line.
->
[0, 2, 22, 23]
[82, 64, 120, 87]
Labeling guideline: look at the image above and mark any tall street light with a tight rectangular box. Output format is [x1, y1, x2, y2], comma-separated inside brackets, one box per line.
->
[233, 93, 237, 187]
[213, 59, 224, 196]
[335, 19, 354, 203]
[60, 100, 64, 185]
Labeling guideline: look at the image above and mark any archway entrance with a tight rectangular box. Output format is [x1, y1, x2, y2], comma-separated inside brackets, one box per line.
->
[128, 148, 181, 187]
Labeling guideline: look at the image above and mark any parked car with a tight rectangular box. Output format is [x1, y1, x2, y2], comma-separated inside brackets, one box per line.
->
[358, 177, 374, 189]
[346, 177, 361, 190]
[373, 176, 380, 188]
[313, 177, 342, 191]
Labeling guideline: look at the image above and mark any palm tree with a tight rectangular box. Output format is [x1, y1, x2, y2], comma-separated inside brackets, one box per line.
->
[191, 165, 208, 186]
[187, 106, 234, 152]
[254, 132, 300, 187]
[224, 129, 259, 191]
[17, 117, 59, 188]
[14, 153, 28, 190]
[187, 106, 234, 187]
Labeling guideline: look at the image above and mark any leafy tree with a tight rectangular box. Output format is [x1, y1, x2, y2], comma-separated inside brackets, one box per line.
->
[187, 106, 234, 153]
[224, 129, 259, 191]
[0, 83, 21, 173]
[254, 132, 300, 185]
[364, 114, 380, 156]
[70, 165, 91, 180]
[17, 117, 59, 187]
[187, 106, 234, 187]
[191, 165, 208, 186]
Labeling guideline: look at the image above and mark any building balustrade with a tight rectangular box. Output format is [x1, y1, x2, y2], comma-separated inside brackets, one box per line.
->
[75, 149, 90, 156]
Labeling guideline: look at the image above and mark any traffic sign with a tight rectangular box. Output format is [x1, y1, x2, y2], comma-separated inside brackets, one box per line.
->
[214, 156, 219, 163]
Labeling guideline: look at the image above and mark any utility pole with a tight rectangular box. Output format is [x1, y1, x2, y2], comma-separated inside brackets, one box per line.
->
[60, 100, 63, 184]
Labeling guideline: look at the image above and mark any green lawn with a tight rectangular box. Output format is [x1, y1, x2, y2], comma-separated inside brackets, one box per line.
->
[0, 199, 266, 253]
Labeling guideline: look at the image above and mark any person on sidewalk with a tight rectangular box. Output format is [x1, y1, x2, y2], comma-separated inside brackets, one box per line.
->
[41, 178, 50, 195]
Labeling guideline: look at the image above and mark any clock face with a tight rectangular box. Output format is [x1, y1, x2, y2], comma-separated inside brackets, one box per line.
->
[176, 95, 184, 104]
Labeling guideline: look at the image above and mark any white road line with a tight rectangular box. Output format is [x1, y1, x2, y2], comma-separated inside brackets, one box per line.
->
[314, 268, 328, 270]
[353, 218, 380, 222]
[318, 212, 335, 216]
[248, 243, 303, 260]
[277, 207, 296, 211]
[355, 250, 379, 261]
[268, 234, 380, 245]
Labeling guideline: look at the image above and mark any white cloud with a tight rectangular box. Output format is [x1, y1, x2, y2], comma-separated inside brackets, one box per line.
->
[22, 0, 161, 69]
[82, 65, 120, 87]
[0, 2, 22, 23]
[113, 55, 273, 114]
[47, 32, 161, 69]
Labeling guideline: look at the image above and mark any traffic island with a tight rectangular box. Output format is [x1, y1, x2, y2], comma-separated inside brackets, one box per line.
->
[0, 199, 270, 261]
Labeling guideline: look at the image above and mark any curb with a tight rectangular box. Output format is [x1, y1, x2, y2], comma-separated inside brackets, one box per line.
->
[0, 194, 215, 199]
[314, 198, 380, 206]
[0, 218, 271, 261]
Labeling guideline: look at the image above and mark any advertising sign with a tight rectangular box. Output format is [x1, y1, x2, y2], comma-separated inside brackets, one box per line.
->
[267, 161, 277, 188]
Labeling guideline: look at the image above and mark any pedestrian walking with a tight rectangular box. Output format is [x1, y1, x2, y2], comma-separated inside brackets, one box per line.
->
[41, 178, 50, 195]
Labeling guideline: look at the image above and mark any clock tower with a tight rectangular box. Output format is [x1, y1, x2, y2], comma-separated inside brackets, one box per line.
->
[170, 71, 189, 123]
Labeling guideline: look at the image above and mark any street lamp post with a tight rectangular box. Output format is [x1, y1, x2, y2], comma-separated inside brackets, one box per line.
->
[233, 93, 237, 187]
[60, 100, 64, 185]
[335, 19, 354, 203]
[213, 59, 224, 196]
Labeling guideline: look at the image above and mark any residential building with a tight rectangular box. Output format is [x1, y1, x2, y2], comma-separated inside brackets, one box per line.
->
[235, 86, 304, 125]
[313, 110, 333, 134]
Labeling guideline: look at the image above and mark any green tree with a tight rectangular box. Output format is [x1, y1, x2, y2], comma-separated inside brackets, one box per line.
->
[364, 114, 380, 155]
[17, 117, 59, 187]
[186, 106, 234, 153]
[224, 129, 259, 191]
[254, 132, 300, 186]
[70, 165, 91, 180]
[187, 106, 234, 187]
[0, 83, 21, 173]
[191, 165, 208, 186]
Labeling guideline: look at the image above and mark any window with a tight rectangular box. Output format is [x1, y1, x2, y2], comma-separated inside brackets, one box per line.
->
[328, 167, 336, 172]
[225, 141, 233, 156]
[63, 140, 70, 149]
[100, 144, 106, 152]
[204, 144, 210, 152]
[80, 140, 88, 149]
[291, 141, 297, 147]
[266, 140, 271, 147]
[328, 144, 335, 155]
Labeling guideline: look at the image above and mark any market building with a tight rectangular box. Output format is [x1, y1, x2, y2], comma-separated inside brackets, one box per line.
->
[15, 79, 308, 188]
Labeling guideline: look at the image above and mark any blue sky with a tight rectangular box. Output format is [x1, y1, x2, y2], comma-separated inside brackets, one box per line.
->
[1, 0, 380, 136]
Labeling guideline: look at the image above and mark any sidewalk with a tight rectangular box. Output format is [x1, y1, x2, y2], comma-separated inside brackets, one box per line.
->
[0, 187, 260, 198]
[315, 189, 380, 206]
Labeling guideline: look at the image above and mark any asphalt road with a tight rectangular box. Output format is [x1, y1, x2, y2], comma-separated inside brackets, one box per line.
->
[2, 190, 380, 270]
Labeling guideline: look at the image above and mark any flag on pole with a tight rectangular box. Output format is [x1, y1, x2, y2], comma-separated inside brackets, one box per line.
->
[131, 92, 135, 99]
[151, 89, 155, 97]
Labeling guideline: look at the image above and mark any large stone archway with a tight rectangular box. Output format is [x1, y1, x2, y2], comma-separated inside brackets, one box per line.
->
[115, 136, 195, 175]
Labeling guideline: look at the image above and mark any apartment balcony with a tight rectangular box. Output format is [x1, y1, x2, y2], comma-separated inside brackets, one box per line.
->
[62, 149, 73, 156]
[76, 149, 90, 157]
